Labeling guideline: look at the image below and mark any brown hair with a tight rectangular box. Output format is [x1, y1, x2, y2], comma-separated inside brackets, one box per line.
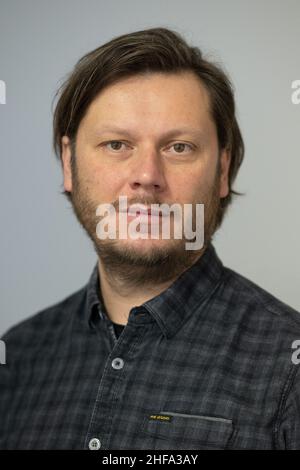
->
[52, 27, 245, 225]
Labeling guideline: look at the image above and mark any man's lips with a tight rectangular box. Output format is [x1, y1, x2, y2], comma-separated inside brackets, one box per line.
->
[119, 206, 167, 217]
[128, 209, 162, 217]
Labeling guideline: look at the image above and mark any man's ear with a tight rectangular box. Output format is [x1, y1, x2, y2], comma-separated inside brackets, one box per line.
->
[219, 148, 231, 199]
[61, 136, 73, 193]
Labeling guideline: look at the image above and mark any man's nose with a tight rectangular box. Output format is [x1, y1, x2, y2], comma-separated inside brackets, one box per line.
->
[128, 147, 167, 192]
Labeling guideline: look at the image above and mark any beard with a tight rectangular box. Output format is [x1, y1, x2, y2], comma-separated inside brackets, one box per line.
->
[68, 161, 222, 289]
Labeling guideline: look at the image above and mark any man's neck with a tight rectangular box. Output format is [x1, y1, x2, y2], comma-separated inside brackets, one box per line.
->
[97, 260, 180, 325]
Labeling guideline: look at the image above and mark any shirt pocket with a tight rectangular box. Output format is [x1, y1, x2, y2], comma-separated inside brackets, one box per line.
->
[140, 411, 236, 450]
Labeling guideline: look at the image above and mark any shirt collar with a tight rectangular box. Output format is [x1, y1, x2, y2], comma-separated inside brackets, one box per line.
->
[85, 260, 105, 329]
[143, 241, 224, 338]
[85, 242, 224, 338]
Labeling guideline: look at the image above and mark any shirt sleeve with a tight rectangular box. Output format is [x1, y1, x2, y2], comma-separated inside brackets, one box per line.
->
[275, 364, 300, 449]
[0, 330, 14, 449]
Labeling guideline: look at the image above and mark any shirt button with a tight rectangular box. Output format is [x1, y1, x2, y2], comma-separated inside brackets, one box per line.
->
[112, 357, 124, 369]
[88, 438, 101, 450]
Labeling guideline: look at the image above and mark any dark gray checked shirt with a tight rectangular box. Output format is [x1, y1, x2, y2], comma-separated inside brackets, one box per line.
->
[1, 242, 300, 450]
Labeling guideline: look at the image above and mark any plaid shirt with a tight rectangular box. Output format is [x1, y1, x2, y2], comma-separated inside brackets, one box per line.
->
[1, 242, 300, 450]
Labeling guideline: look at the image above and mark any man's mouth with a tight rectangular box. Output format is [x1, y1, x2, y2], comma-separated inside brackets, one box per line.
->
[119, 204, 167, 217]
[128, 208, 162, 217]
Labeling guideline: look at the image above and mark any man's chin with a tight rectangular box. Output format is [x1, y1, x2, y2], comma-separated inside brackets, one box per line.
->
[113, 236, 179, 250]
[95, 237, 182, 265]
[93, 236, 204, 287]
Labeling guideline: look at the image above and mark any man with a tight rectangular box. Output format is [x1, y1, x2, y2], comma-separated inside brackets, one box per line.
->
[1, 27, 300, 450]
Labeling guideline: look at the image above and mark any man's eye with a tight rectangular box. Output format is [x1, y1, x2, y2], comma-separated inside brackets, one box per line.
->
[103, 141, 127, 151]
[169, 143, 193, 154]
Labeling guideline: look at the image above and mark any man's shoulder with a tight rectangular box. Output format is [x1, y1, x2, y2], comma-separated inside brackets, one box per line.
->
[1, 285, 87, 345]
[221, 265, 300, 333]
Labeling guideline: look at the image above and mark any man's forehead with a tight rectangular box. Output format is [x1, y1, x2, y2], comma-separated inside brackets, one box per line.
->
[76, 72, 213, 141]
[88, 124, 208, 142]
[84, 72, 210, 114]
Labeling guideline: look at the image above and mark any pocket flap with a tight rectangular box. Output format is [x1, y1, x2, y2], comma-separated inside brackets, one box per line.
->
[141, 411, 235, 449]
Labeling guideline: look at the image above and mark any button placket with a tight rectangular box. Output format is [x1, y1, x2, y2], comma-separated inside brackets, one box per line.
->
[85, 309, 148, 450]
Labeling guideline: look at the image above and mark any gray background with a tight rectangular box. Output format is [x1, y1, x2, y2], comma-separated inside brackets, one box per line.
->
[0, 0, 299, 336]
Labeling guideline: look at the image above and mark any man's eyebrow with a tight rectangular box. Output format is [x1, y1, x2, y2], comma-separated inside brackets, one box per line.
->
[93, 125, 205, 140]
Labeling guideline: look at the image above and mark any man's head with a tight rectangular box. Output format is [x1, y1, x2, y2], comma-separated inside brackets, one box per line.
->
[52, 27, 244, 285]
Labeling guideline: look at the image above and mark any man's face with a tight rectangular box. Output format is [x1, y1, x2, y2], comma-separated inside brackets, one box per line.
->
[61, 72, 231, 285]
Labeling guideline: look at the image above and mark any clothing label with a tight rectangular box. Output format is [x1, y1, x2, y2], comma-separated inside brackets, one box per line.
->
[148, 414, 173, 422]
